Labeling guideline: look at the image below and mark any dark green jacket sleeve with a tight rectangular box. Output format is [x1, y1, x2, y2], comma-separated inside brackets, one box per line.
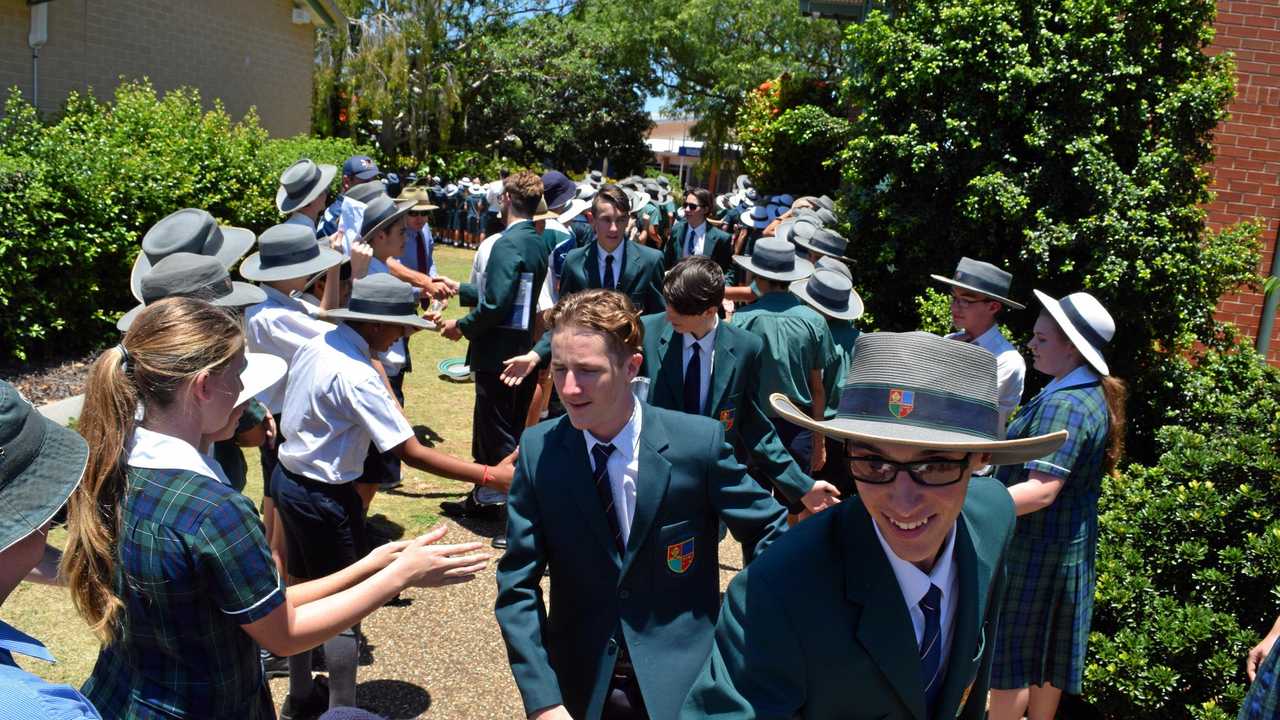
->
[457, 243, 519, 338]
[459, 282, 479, 307]
[739, 345, 815, 505]
[708, 422, 788, 565]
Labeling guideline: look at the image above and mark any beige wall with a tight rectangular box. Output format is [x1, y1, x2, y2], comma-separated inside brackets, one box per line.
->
[1, 0, 316, 136]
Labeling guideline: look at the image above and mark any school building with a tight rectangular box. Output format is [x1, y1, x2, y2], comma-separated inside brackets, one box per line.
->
[0, 0, 344, 137]
[646, 118, 740, 194]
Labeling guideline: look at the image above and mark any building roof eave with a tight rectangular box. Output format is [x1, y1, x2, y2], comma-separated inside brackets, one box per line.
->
[304, 0, 347, 29]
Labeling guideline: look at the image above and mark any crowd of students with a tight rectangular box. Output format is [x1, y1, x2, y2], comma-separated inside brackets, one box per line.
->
[2, 155, 1277, 720]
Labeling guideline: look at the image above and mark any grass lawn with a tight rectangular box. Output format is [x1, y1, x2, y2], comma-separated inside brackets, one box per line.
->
[6, 246, 482, 688]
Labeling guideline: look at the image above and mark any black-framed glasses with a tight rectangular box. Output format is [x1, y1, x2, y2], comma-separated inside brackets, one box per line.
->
[684, 202, 704, 211]
[846, 453, 972, 486]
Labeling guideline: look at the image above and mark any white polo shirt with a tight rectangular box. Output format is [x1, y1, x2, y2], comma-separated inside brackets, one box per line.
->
[277, 323, 414, 484]
[244, 286, 334, 415]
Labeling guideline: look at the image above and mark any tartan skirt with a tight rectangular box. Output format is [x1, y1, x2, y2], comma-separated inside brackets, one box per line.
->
[1240, 638, 1280, 720]
[990, 529, 1097, 693]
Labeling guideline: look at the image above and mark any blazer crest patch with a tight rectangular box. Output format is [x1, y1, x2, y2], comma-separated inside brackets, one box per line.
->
[666, 537, 695, 574]
[718, 407, 735, 432]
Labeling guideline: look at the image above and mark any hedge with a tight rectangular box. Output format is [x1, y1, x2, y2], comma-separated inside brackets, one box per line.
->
[0, 81, 375, 363]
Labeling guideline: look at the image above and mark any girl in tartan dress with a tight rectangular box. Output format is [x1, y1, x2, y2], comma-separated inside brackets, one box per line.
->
[989, 291, 1128, 720]
[1240, 615, 1280, 719]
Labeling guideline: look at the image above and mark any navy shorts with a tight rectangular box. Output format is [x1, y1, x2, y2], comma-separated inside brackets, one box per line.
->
[273, 465, 367, 580]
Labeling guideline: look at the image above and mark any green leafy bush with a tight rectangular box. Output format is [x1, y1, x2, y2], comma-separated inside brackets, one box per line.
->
[0, 81, 372, 362]
[737, 74, 850, 196]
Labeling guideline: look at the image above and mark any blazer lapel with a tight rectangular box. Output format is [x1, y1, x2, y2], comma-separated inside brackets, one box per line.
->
[706, 325, 738, 419]
[931, 512, 992, 719]
[558, 422, 622, 567]
[654, 324, 684, 411]
[619, 240, 640, 291]
[842, 505, 929, 720]
[620, 404, 672, 578]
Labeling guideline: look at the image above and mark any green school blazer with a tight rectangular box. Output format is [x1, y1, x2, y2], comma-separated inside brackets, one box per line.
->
[681, 477, 1015, 720]
[663, 220, 736, 285]
[639, 313, 813, 504]
[494, 403, 788, 720]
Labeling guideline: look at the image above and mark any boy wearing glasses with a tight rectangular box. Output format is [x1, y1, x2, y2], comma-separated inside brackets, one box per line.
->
[931, 257, 1027, 429]
[681, 331, 1067, 720]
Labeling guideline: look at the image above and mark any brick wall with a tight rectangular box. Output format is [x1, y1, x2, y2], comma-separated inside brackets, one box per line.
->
[1206, 1, 1280, 363]
[0, 0, 316, 137]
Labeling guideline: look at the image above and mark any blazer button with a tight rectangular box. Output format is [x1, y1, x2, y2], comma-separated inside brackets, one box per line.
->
[619, 589, 631, 600]
[607, 638, 618, 654]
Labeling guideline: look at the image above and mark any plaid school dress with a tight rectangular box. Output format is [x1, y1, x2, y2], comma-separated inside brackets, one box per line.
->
[83, 466, 284, 719]
[1241, 638, 1280, 720]
[991, 378, 1109, 694]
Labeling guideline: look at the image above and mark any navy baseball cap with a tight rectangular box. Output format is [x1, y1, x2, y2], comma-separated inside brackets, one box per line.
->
[342, 155, 380, 181]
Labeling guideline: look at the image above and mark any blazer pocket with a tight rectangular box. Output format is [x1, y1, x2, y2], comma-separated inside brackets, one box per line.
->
[658, 520, 702, 576]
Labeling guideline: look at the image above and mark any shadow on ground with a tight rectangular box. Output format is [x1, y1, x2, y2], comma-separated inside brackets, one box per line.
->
[356, 678, 433, 718]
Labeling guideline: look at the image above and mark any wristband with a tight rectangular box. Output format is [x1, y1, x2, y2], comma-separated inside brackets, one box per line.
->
[481, 465, 493, 487]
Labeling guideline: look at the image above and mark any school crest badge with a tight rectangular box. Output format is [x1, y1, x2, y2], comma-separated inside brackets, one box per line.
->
[718, 407, 735, 432]
[666, 537, 695, 574]
[888, 388, 914, 418]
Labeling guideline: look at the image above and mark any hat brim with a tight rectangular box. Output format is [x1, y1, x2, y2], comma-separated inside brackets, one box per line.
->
[1033, 289, 1109, 375]
[277, 164, 337, 214]
[794, 237, 855, 263]
[237, 352, 288, 406]
[0, 408, 88, 553]
[789, 278, 864, 321]
[558, 198, 592, 225]
[239, 245, 346, 283]
[732, 254, 814, 282]
[743, 212, 772, 230]
[130, 226, 257, 301]
[302, 253, 351, 293]
[930, 274, 1026, 310]
[363, 201, 415, 240]
[770, 393, 1067, 467]
[321, 308, 437, 331]
[117, 280, 267, 332]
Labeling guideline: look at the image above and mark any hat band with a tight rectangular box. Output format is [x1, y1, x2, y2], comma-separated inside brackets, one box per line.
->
[285, 166, 322, 198]
[838, 384, 999, 440]
[953, 269, 1010, 298]
[143, 276, 234, 305]
[753, 253, 795, 273]
[348, 298, 417, 317]
[808, 278, 849, 311]
[0, 401, 46, 486]
[1059, 296, 1108, 351]
[260, 243, 320, 270]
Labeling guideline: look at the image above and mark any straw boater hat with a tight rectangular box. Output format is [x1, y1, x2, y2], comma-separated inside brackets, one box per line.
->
[130, 208, 256, 302]
[771, 332, 1068, 465]
[360, 195, 414, 238]
[733, 237, 814, 283]
[1032, 290, 1115, 375]
[277, 159, 337, 214]
[930, 257, 1026, 310]
[118, 253, 266, 331]
[322, 274, 436, 331]
[240, 222, 344, 282]
[396, 185, 438, 211]
[0, 379, 89, 553]
[795, 227, 855, 263]
[790, 268, 864, 322]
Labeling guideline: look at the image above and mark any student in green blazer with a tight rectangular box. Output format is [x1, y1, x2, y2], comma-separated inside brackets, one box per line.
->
[681, 331, 1069, 720]
[662, 188, 736, 285]
[558, 185, 666, 315]
[495, 289, 787, 720]
[640, 256, 841, 517]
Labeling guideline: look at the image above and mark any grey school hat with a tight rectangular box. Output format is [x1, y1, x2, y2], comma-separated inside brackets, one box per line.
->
[360, 195, 414, 238]
[239, 223, 345, 282]
[930, 257, 1026, 310]
[771, 332, 1068, 465]
[130, 208, 256, 302]
[346, 179, 387, 205]
[790, 268, 864, 322]
[795, 227, 854, 263]
[118, 253, 267, 331]
[322, 273, 436, 330]
[0, 379, 88, 553]
[817, 255, 852, 280]
[733, 237, 814, 282]
[277, 159, 337, 214]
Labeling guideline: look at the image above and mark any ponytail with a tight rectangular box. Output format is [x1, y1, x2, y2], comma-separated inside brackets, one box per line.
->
[62, 297, 243, 644]
[1100, 374, 1127, 474]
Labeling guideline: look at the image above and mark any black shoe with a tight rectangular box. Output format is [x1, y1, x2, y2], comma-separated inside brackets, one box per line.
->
[280, 675, 329, 720]
[261, 650, 289, 679]
[440, 495, 503, 519]
[491, 535, 508, 550]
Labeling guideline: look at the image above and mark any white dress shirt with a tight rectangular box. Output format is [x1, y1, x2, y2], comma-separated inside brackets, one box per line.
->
[278, 323, 414, 484]
[244, 285, 335, 414]
[365, 255, 414, 377]
[128, 427, 224, 482]
[682, 319, 718, 415]
[596, 241, 626, 289]
[684, 221, 707, 257]
[872, 520, 960, 678]
[948, 325, 1026, 430]
[584, 400, 643, 546]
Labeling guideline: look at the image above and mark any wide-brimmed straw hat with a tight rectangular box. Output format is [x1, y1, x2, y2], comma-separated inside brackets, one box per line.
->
[396, 185, 438, 211]
[237, 352, 288, 406]
[119, 253, 266, 331]
[277, 159, 337, 214]
[1033, 289, 1115, 375]
[130, 208, 256, 302]
[360, 195, 414, 238]
[321, 273, 436, 330]
[240, 223, 345, 282]
[770, 332, 1068, 465]
[0, 379, 88, 553]
[795, 227, 854, 262]
[790, 268, 864, 321]
[930, 257, 1026, 310]
[733, 237, 814, 282]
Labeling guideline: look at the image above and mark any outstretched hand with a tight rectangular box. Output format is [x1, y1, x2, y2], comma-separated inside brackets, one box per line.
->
[392, 524, 491, 589]
[800, 480, 842, 516]
[501, 352, 540, 387]
[487, 449, 519, 493]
